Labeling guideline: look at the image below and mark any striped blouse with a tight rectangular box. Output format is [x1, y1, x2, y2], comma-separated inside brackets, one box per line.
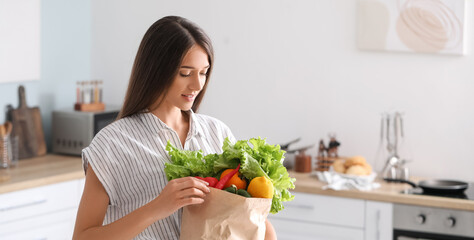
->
[82, 110, 235, 240]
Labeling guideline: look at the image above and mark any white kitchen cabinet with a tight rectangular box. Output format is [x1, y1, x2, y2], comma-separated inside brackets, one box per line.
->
[268, 192, 365, 240]
[365, 200, 393, 240]
[0, 208, 77, 240]
[270, 218, 365, 240]
[0, 179, 84, 239]
[269, 192, 394, 240]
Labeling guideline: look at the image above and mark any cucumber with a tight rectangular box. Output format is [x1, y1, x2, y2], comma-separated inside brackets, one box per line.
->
[237, 189, 252, 198]
[224, 186, 237, 194]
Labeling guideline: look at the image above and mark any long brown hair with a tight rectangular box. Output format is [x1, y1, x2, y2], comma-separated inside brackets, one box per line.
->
[118, 16, 214, 119]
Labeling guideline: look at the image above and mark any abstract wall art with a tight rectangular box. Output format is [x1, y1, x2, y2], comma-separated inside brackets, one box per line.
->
[357, 0, 467, 55]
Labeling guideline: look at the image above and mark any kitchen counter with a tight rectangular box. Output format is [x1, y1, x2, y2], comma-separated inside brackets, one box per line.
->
[1, 155, 473, 211]
[0, 154, 84, 194]
[290, 171, 474, 211]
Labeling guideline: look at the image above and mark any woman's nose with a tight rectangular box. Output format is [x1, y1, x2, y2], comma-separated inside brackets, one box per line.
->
[189, 73, 205, 90]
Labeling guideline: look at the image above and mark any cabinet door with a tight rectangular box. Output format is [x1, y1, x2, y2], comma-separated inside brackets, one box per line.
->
[0, 180, 82, 224]
[269, 217, 364, 240]
[0, 208, 77, 240]
[270, 192, 365, 228]
[365, 201, 393, 240]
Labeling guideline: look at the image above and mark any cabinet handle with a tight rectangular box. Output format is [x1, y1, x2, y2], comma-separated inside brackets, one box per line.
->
[376, 209, 381, 240]
[285, 204, 314, 210]
[0, 197, 47, 212]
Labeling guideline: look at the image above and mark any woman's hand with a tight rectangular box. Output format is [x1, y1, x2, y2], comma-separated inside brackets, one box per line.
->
[152, 177, 210, 219]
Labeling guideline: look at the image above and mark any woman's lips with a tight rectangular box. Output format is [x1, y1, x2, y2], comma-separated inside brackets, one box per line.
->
[182, 94, 196, 102]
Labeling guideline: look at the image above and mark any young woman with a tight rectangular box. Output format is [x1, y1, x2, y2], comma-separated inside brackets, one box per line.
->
[73, 16, 276, 240]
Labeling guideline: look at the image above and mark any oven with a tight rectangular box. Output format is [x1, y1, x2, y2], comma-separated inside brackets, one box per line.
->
[393, 204, 474, 240]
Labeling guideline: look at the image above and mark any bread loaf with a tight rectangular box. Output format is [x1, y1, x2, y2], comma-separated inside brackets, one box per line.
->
[331, 156, 372, 176]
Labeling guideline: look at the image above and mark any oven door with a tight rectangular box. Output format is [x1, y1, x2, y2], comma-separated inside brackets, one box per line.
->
[394, 229, 474, 240]
[393, 204, 474, 240]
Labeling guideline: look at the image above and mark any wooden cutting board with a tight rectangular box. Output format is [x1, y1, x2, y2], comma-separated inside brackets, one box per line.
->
[6, 85, 46, 159]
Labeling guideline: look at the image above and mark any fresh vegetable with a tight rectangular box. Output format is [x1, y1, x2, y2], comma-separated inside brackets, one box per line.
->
[215, 164, 240, 190]
[237, 189, 252, 198]
[164, 137, 296, 214]
[165, 143, 219, 180]
[204, 177, 219, 187]
[247, 176, 274, 199]
[220, 169, 247, 190]
[194, 176, 218, 187]
[224, 185, 237, 194]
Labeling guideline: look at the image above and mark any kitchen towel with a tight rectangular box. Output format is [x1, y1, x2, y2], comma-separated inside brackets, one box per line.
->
[314, 171, 381, 191]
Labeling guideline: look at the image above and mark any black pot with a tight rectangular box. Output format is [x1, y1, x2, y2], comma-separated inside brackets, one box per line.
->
[384, 178, 469, 195]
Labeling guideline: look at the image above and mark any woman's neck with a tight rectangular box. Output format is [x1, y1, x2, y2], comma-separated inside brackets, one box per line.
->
[151, 106, 188, 130]
[151, 106, 190, 148]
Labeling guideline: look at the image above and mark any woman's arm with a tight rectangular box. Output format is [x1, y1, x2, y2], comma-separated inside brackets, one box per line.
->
[265, 219, 277, 240]
[73, 166, 210, 240]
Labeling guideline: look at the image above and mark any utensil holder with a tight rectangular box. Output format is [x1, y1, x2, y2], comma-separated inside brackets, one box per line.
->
[1, 135, 19, 168]
[314, 156, 341, 172]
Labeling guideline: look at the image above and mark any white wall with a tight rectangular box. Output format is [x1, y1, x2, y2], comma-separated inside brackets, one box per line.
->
[91, 0, 474, 182]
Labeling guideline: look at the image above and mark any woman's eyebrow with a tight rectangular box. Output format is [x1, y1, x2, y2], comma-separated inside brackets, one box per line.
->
[180, 65, 210, 69]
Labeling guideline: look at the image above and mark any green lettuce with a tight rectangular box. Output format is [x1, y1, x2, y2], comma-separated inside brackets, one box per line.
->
[164, 142, 219, 179]
[164, 137, 296, 214]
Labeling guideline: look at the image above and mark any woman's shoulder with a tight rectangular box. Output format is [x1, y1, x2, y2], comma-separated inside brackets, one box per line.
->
[91, 114, 144, 143]
[98, 116, 135, 134]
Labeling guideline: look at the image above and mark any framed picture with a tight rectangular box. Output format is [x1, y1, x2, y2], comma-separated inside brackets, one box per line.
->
[357, 0, 467, 55]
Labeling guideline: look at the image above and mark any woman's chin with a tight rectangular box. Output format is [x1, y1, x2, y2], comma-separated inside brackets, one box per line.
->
[179, 105, 193, 111]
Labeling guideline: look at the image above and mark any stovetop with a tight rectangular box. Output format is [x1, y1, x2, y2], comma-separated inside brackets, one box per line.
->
[401, 183, 474, 200]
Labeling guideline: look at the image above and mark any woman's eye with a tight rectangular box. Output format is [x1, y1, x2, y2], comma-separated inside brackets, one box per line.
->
[200, 72, 208, 76]
[180, 72, 191, 77]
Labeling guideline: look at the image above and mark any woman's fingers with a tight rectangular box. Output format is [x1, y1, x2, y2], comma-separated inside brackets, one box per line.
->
[179, 197, 205, 207]
[176, 187, 207, 200]
[174, 176, 209, 186]
[173, 177, 210, 193]
[165, 177, 210, 208]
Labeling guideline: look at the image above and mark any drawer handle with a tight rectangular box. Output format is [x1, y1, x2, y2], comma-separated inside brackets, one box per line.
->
[0, 197, 48, 212]
[285, 204, 314, 210]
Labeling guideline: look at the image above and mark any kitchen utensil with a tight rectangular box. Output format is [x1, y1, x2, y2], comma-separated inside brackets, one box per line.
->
[280, 138, 301, 169]
[6, 85, 46, 159]
[384, 178, 469, 195]
[399, 166, 409, 181]
[376, 112, 412, 179]
[280, 137, 301, 150]
[4, 121, 12, 136]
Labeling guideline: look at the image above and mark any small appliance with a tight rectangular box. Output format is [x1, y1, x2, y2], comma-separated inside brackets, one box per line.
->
[52, 107, 119, 155]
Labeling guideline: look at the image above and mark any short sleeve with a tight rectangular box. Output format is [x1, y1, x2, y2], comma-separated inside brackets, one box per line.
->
[81, 128, 118, 205]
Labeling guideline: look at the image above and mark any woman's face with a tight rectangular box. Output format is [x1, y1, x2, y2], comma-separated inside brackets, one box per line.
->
[164, 45, 209, 111]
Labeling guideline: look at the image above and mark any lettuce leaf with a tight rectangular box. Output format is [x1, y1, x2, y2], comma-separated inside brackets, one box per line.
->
[164, 142, 218, 180]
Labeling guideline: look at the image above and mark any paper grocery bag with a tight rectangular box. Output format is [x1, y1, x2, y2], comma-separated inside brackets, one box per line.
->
[180, 188, 272, 240]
